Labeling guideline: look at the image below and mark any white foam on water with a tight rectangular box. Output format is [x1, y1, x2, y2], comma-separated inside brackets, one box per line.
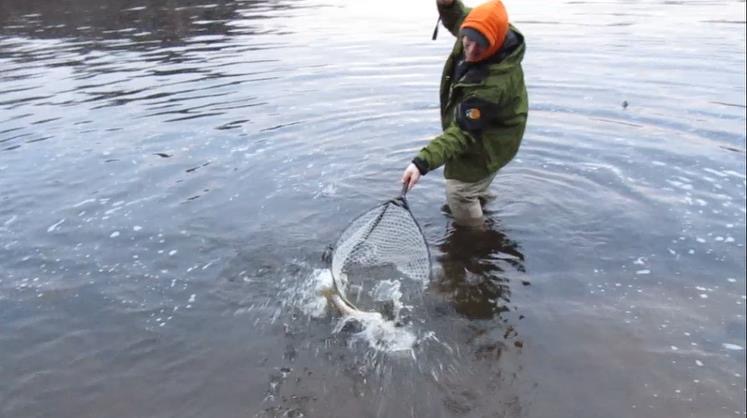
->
[372, 280, 401, 301]
[723, 170, 746, 180]
[298, 269, 419, 354]
[72, 198, 95, 208]
[104, 206, 123, 215]
[371, 279, 411, 319]
[334, 310, 417, 353]
[668, 180, 694, 191]
[703, 168, 728, 178]
[722, 343, 744, 351]
[47, 219, 65, 232]
[295, 269, 335, 318]
[313, 183, 337, 199]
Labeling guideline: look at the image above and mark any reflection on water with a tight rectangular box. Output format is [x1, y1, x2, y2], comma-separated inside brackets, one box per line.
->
[1, 0, 745, 417]
[0, 0, 281, 44]
[435, 219, 525, 320]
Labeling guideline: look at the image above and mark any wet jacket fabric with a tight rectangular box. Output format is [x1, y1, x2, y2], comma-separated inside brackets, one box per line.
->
[413, 0, 528, 183]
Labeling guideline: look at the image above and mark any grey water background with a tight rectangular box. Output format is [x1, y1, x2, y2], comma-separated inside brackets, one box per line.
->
[1, 0, 745, 416]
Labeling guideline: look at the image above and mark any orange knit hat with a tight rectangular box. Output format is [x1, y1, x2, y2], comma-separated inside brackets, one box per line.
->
[460, 0, 509, 62]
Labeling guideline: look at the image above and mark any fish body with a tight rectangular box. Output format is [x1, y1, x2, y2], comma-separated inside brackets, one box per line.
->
[322, 288, 382, 321]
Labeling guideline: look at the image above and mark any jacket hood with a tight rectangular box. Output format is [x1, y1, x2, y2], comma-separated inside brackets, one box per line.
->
[460, 0, 509, 62]
[488, 26, 525, 70]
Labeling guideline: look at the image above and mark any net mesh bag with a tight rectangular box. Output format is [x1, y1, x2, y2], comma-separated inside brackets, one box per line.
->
[330, 187, 431, 311]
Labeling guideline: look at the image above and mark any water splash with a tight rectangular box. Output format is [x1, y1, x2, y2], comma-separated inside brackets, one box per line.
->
[295, 269, 419, 354]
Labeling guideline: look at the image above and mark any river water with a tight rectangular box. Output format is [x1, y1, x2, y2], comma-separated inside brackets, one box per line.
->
[1, 0, 745, 417]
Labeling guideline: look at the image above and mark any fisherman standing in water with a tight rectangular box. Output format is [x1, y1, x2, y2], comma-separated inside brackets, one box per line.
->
[401, 0, 528, 227]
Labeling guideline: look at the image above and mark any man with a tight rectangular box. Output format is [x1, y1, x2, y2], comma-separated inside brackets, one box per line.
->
[401, 0, 528, 227]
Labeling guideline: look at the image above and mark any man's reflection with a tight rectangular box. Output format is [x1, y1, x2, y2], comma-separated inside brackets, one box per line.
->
[433, 218, 525, 320]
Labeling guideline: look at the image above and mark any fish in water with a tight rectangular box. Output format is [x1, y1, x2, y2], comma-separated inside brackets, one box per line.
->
[320, 286, 383, 321]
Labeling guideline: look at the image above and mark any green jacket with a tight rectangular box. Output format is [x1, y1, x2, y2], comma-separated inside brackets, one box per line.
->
[413, 0, 528, 183]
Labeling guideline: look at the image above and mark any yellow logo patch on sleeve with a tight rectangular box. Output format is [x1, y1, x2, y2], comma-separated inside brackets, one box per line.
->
[465, 108, 481, 120]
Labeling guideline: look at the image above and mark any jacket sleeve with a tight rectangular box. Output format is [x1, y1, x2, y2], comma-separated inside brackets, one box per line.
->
[438, 0, 471, 37]
[413, 121, 477, 174]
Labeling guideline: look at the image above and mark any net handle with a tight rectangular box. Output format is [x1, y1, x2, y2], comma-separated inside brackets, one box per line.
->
[394, 182, 409, 208]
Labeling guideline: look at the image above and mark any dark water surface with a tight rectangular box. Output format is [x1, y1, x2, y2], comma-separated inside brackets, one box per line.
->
[1, 0, 745, 417]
